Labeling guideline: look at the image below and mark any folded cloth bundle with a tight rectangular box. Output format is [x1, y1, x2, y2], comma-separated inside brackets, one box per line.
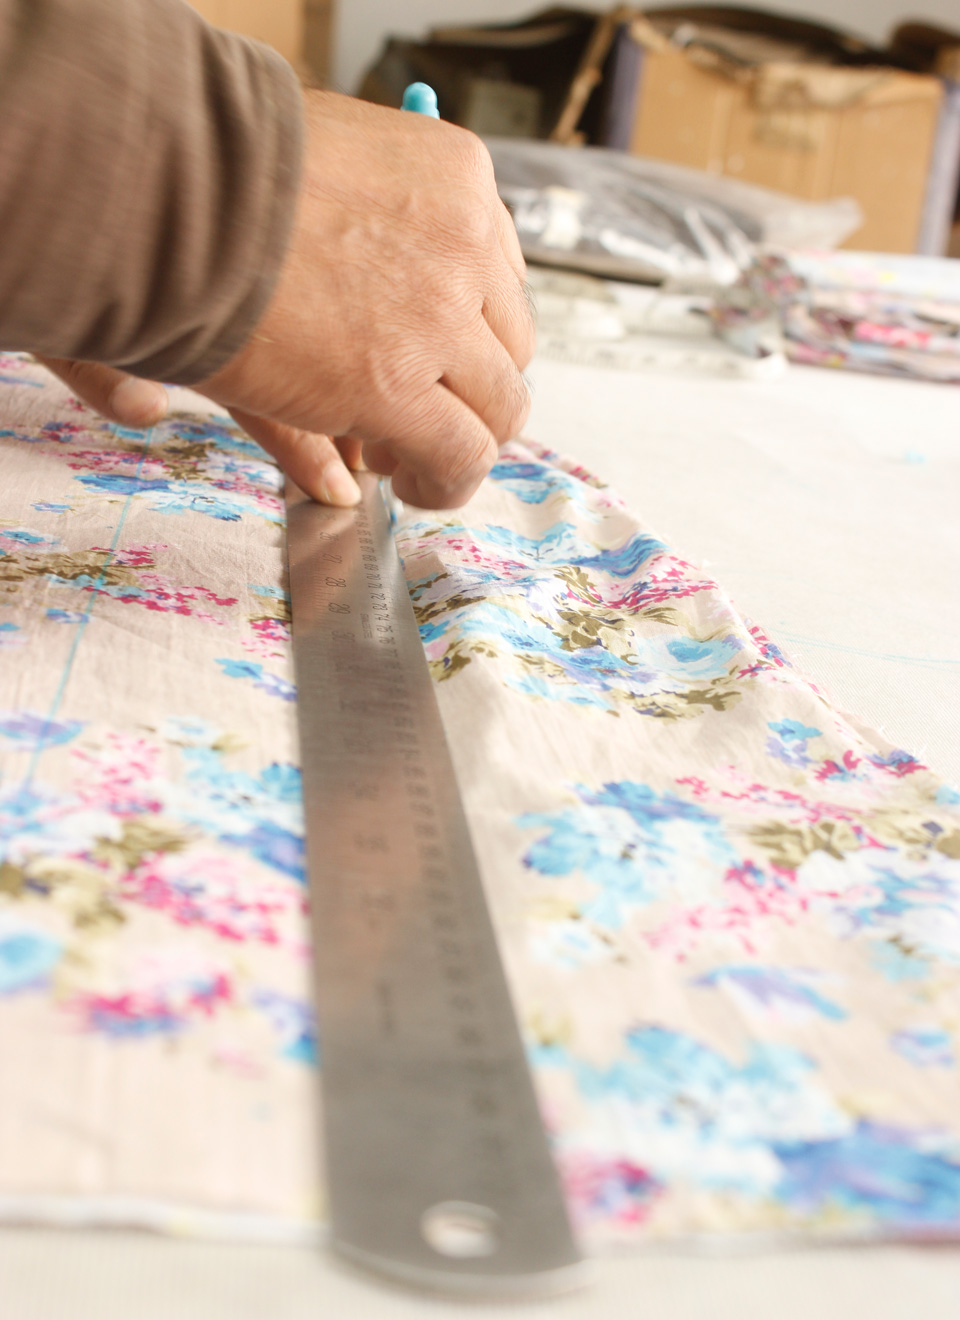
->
[713, 251, 960, 384]
[0, 355, 958, 1248]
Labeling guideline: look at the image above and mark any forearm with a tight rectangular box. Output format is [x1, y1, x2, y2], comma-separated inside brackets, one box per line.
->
[0, 0, 303, 383]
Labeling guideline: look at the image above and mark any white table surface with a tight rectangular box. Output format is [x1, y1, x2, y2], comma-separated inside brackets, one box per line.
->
[529, 354, 960, 786]
[4, 354, 959, 1319]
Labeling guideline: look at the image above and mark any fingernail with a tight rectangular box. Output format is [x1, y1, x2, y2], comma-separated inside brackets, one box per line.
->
[109, 377, 168, 425]
[320, 463, 362, 507]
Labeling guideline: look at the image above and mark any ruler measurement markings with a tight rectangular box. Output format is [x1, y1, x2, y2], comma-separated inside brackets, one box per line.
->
[286, 475, 584, 1295]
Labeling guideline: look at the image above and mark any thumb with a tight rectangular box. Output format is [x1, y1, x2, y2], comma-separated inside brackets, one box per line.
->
[35, 357, 169, 427]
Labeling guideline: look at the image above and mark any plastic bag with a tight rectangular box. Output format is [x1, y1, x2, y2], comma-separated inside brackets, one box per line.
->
[487, 138, 862, 285]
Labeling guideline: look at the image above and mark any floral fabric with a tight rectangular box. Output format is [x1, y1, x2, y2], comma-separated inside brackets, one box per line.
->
[0, 355, 958, 1247]
[713, 251, 960, 384]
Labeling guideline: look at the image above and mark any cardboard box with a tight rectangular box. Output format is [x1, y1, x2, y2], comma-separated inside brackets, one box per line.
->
[581, 10, 945, 253]
[888, 22, 960, 256]
[358, 10, 605, 138]
[187, 0, 304, 70]
[302, 0, 334, 85]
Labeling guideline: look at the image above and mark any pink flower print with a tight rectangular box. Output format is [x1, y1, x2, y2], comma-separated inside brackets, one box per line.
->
[242, 617, 291, 660]
[109, 544, 166, 569]
[646, 860, 807, 959]
[73, 970, 233, 1036]
[815, 750, 863, 783]
[67, 448, 162, 475]
[558, 1151, 661, 1230]
[736, 622, 790, 676]
[71, 734, 164, 814]
[119, 850, 302, 946]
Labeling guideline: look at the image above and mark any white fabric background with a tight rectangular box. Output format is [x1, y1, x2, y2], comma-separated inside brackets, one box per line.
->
[4, 354, 959, 1317]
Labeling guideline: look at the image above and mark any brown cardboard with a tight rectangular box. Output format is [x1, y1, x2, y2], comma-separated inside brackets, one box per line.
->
[625, 14, 943, 252]
[303, 0, 334, 84]
[187, 0, 304, 68]
[359, 10, 603, 138]
[890, 22, 960, 82]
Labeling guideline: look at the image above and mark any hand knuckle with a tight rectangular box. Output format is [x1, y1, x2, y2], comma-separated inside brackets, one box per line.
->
[448, 195, 493, 254]
[450, 127, 494, 182]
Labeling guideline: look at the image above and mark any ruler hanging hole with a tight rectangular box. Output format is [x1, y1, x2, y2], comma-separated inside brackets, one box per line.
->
[421, 1201, 500, 1258]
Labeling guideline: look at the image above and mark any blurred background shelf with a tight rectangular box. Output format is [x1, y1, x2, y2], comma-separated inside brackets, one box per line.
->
[185, 2, 960, 257]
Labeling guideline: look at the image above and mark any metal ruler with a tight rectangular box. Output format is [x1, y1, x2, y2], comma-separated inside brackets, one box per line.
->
[286, 474, 585, 1298]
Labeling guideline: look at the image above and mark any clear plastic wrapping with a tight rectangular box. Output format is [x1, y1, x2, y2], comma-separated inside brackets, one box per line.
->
[488, 138, 862, 286]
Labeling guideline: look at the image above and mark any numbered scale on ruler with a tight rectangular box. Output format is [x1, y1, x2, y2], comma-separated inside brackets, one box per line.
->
[285, 474, 586, 1298]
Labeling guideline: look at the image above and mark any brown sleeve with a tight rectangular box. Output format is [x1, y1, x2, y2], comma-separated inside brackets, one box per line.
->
[0, 0, 303, 384]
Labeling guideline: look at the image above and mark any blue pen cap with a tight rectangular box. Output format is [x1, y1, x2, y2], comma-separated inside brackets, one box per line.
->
[401, 82, 439, 118]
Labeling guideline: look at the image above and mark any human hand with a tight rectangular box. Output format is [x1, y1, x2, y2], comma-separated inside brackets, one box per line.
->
[34, 356, 364, 506]
[199, 90, 534, 509]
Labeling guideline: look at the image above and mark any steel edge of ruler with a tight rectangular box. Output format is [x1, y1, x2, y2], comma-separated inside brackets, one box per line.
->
[285, 473, 588, 1299]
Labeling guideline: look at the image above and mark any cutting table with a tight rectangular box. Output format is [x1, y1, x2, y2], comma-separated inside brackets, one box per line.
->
[3, 348, 959, 1319]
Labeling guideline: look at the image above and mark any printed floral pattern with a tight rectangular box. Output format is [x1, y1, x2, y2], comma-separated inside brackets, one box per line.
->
[712, 251, 960, 384]
[394, 442, 960, 1246]
[0, 354, 958, 1246]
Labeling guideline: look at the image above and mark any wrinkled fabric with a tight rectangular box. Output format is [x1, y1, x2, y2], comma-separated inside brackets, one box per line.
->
[713, 251, 960, 384]
[0, 357, 958, 1247]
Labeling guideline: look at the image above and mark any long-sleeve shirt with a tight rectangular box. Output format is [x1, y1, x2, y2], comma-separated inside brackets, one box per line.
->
[0, 0, 304, 383]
